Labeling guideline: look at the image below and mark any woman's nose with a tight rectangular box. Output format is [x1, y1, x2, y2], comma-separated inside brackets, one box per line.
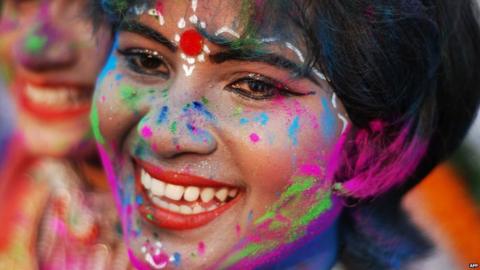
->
[14, 20, 76, 71]
[138, 103, 218, 159]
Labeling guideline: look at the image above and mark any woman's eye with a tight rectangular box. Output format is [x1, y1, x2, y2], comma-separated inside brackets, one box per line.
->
[226, 75, 297, 100]
[117, 48, 170, 78]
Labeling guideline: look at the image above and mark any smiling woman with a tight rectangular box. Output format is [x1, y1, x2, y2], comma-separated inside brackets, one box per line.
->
[90, 0, 480, 269]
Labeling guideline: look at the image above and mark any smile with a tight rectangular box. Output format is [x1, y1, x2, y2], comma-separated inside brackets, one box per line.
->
[18, 81, 92, 120]
[136, 160, 243, 230]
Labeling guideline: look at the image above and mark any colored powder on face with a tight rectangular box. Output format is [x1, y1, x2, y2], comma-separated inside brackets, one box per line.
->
[192, 101, 214, 120]
[120, 84, 140, 108]
[157, 106, 169, 124]
[147, 214, 154, 221]
[170, 121, 177, 134]
[25, 32, 47, 54]
[161, 89, 168, 98]
[141, 126, 153, 138]
[136, 195, 143, 205]
[224, 243, 267, 266]
[240, 118, 249, 125]
[249, 133, 260, 143]
[201, 96, 209, 105]
[90, 103, 105, 144]
[97, 38, 119, 83]
[248, 210, 254, 223]
[300, 164, 322, 176]
[256, 112, 269, 126]
[172, 252, 181, 266]
[198, 242, 206, 256]
[321, 98, 336, 140]
[236, 224, 241, 237]
[291, 192, 332, 236]
[152, 252, 170, 266]
[288, 116, 300, 146]
[232, 107, 243, 117]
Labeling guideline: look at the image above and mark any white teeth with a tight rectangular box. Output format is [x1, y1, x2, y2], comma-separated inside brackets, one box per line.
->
[215, 188, 228, 202]
[25, 84, 87, 107]
[151, 179, 165, 197]
[207, 205, 218, 211]
[164, 184, 185, 201]
[184, 186, 200, 202]
[228, 189, 238, 197]
[141, 170, 241, 216]
[141, 170, 152, 190]
[151, 196, 164, 208]
[192, 205, 203, 214]
[168, 203, 180, 212]
[200, 187, 215, 203]
[180, 205, 193, 214]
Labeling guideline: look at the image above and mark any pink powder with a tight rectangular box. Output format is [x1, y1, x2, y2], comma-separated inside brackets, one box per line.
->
[141, 126, 153, 138]
[249, 133, 260, 143]
[299, 164, 322, 176]
[198, 241, 206, 256]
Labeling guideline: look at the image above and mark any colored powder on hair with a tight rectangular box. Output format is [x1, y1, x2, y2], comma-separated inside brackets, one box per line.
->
[90, 103, 105, 144]
[288, 116, 300, 146]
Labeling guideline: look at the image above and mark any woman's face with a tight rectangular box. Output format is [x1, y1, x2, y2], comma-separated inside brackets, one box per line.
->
[94, 1, 348, 268]
[0, 0, 111, 156]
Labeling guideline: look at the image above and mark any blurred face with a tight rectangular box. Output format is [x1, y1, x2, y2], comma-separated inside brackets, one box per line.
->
[0, 0, 111, 156]
[94, 1, 349, 269]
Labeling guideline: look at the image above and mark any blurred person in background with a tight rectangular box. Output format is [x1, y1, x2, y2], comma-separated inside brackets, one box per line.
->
[0, 0, 129, 269]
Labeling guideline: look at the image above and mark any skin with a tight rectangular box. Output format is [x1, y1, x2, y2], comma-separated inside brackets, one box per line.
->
[0, 0, 111, 157]
[94, 1, 350, 269]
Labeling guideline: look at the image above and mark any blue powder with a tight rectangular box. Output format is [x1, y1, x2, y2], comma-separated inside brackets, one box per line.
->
[136, 195, 144, 205]
[288, 116, 300, 146]
[240, 118, 249, 125]
[173, 252, 182, 266]
[157, 106, 169, 124]
[255, 112, 269, 126]
[192, 101, 214, 120]
[97, 37, 119, 84]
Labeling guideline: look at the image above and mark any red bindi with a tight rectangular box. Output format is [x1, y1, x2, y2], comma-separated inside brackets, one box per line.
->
[179, 29, 204, 56]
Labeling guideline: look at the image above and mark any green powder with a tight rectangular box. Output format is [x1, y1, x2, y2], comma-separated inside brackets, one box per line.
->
[25, 33, 47, 54]
[90, 103, 105, 144]
[170, 121, 177, 134]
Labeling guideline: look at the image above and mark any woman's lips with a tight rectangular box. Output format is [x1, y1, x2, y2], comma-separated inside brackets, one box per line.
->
[135, 160, 243, 230]
[15, 81, 92, 121]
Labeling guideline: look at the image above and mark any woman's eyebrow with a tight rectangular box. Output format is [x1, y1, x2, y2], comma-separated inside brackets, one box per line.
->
[202, 32, 318, 83]
[116, 20, 319, 84]
[118, 21, 177, 52]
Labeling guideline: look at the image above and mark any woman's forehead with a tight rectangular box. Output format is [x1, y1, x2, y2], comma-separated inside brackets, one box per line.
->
[126, 0, 305, 46]
[121, 0, 311, 73]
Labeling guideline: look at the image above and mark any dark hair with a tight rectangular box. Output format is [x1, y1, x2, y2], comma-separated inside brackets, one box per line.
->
[90, 0, 480, 268]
